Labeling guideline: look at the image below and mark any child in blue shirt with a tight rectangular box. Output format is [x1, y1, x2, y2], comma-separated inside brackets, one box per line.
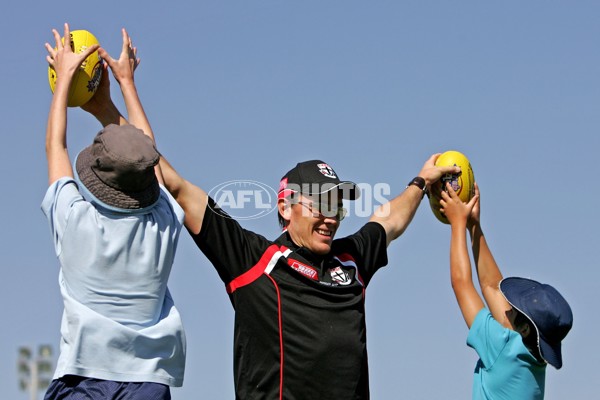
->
[43, 24, 185, 399]
[440, 182, 572, 400]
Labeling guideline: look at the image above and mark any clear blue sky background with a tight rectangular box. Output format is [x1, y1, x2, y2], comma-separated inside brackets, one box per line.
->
[2, 1, 598, 399]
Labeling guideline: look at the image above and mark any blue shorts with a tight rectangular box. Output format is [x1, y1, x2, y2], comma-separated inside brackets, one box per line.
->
[44, 375, 171, 400]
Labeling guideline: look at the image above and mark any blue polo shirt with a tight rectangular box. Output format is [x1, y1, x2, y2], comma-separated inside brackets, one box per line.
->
[467, 308, 546, 400]
[42, 177, 186, 386]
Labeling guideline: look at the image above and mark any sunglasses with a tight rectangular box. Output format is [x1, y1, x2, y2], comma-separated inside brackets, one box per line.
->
[295, 201, 347, 221]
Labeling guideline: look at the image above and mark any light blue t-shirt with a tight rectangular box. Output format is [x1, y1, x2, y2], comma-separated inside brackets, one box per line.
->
[41, 177, 186, 386]
[467, 308, 546, 400]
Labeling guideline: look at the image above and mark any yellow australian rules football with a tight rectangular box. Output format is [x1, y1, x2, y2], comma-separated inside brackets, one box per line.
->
[429, 150, 475, 224]
[48, 29, 103, 107]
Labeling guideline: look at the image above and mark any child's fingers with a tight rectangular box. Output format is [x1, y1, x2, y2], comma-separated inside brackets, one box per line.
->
[62, 23, 71, 52]
[79, 43, 100, 60]
[97, 47, 112, 62]
[121, 28, 130, 48]
[51, 29, 62, 50]
[45, 42, 56, 60]
[466, 194, 479, 208]
[440, 190, 449, 202]
[445, 182, 460, 199]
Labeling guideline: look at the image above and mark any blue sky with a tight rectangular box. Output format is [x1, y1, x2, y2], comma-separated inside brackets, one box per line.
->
[2, 1, 598, 399]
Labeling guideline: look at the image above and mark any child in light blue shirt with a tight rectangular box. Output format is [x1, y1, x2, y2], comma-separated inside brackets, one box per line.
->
[42, 24, 185, 400]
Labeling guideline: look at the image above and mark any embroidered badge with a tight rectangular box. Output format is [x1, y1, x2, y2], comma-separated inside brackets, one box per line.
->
[317, 163, 337, 179]
[329, 266, 352, 285]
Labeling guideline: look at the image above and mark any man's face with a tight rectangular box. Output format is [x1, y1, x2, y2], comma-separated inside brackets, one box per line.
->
[284, 193, 345, 255]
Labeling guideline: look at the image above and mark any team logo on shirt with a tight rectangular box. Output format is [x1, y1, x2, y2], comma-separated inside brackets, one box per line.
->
[289, 261, 318, 280]
[317, 163, 337, 179]
[329, 266, 352, 285]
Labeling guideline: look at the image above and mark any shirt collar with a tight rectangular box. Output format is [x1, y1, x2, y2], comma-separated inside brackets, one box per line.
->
[274, 231, 326, 265]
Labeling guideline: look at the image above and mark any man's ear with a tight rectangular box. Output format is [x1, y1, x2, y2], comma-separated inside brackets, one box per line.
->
[278, 198, 292, 222]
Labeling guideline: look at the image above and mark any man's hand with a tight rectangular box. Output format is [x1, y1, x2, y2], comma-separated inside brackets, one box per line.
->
[417, 153, 461, 193]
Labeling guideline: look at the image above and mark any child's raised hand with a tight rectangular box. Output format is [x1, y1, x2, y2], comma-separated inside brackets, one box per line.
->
[440, 182, 478, 227]
[98, 28, 140, 85]
[45, 23, 99, 89]
[467, 182, 481, 227]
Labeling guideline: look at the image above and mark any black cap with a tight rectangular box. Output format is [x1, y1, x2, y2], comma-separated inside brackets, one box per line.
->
[277, 160, 359, 200]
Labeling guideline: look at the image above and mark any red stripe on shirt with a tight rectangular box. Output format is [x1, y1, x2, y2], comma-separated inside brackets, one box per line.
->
[226, 244, 280, 294]
[266, 273, 285, 400]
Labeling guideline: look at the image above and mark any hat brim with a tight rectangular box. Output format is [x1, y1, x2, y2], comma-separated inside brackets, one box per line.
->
[538, 334, 563, 369]
[315, 181, 360, 200]
[499, 277, 563, 369]
[75, 148, 160, 210]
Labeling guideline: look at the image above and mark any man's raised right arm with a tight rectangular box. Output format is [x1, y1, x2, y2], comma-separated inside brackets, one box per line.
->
[159, 158, 207, 234]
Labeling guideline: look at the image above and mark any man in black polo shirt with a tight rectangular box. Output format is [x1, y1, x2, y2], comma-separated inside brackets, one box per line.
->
[160, 157, 458, 399]
[80, 48, 459, 398]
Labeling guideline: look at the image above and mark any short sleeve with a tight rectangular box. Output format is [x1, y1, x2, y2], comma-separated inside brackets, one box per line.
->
[160, 185, 185, 227]
[41, 178, 85, 256]
[190, 197, 271, 283]
[467, 308, 511, 369]
[332, 221, 388, 286]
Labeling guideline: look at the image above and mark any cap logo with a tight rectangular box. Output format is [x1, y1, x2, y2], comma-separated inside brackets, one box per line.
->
[317, 163, 337, 179]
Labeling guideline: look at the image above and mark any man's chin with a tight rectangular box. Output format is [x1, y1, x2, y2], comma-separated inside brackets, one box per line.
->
[310, 241, 332, 255]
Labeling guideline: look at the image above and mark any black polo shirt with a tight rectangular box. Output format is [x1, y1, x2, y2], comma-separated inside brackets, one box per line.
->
[191, 198, 388, 400]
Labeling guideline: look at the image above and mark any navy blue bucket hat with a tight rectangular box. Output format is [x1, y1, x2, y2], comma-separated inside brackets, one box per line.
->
[499, 277, 573, 369]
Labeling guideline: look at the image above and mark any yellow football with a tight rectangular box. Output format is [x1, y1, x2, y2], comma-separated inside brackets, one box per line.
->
[48, 29, 102, 107]
[429, 150, 475, 224]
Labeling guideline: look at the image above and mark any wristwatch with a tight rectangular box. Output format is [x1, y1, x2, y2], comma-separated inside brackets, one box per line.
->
[406, 176, 427, 199]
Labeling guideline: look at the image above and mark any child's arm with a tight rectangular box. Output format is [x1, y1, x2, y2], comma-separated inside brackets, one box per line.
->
[441, 183, 484, 328]
[81, 29, 209, 235]
[80, 63, 126, 128]
[45, 23, 99, 185]
[467, 183, 512, 328]
[93, 28, 164, 185]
